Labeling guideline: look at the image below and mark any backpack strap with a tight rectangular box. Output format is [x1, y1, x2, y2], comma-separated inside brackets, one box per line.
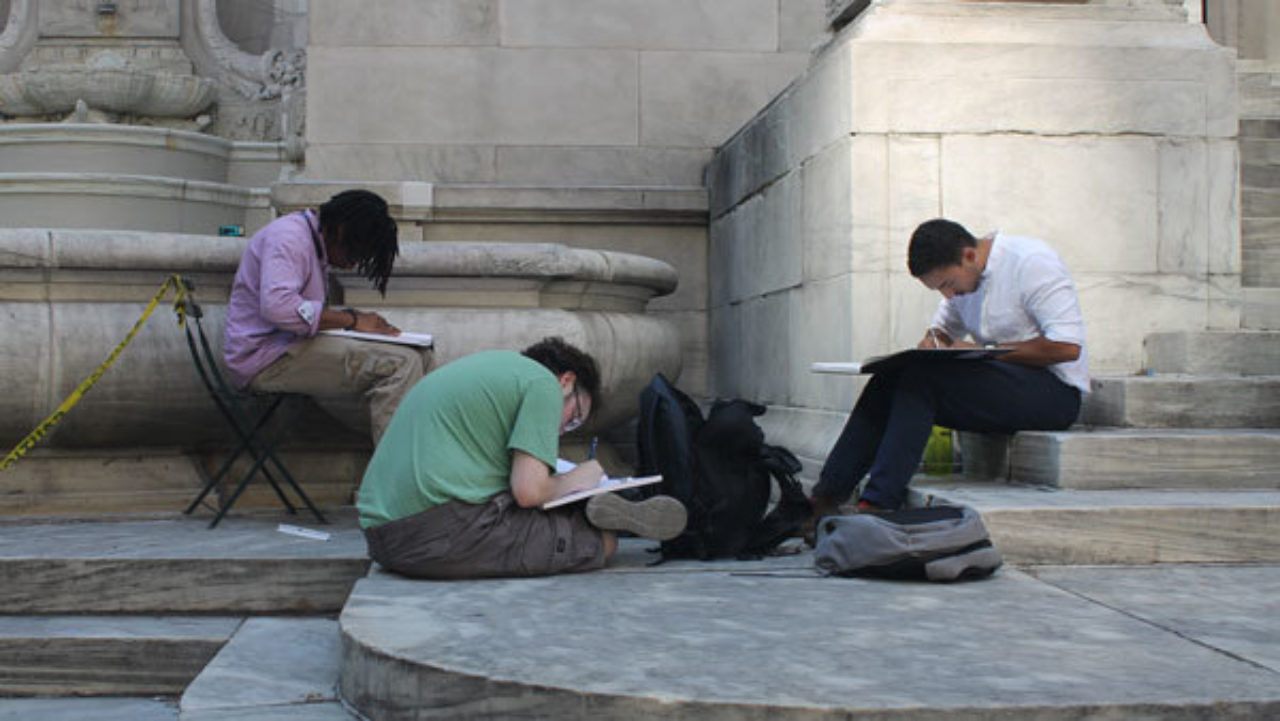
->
[741, 444, 812, 557]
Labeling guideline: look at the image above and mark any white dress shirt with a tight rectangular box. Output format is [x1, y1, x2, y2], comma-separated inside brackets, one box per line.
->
[930, 232, 1090, 394]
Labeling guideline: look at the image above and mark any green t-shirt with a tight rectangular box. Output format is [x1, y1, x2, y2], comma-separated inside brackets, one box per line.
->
[357, 350, 562, 528]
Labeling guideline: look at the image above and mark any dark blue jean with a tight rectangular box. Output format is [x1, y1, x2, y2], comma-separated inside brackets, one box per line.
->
[815, 359, 1082, 510]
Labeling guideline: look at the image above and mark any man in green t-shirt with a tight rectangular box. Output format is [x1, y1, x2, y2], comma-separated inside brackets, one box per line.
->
[358, 337, 686, 578]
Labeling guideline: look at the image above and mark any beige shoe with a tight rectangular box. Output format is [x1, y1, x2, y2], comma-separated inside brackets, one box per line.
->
[585, 493, 687, 541]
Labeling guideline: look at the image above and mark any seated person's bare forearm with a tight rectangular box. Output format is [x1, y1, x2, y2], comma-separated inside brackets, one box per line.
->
[993, 336, 1080, 367]
[509, 452, 604, 508]
[319, 307, 400, 335]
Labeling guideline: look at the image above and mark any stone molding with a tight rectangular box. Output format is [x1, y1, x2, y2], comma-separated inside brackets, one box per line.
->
[0, 228, 678, 300]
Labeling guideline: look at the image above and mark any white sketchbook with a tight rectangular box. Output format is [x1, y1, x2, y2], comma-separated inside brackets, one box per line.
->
[319, 329, 434, 348]
[811, 347, 1011, 376]
[541, 475, 663, 510]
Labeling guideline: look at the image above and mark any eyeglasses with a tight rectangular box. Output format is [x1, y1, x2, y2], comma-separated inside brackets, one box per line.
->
[563, 384, 586, 433]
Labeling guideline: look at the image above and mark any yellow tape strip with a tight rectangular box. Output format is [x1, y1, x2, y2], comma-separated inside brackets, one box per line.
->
[0, 274, 193, 472]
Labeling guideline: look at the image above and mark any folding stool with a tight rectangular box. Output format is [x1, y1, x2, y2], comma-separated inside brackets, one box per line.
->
[176, 285, 326, 528]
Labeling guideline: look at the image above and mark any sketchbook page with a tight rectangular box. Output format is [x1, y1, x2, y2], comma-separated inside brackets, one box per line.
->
[319, 329, 434, 348]
[810, 361, 863, 375]
[555, 458, 577, 474]
[541, 475, 663, 510]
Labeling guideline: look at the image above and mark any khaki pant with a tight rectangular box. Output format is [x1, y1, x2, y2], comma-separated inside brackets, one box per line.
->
[250, 335, 432, 444]
[363, 492, 606, 579]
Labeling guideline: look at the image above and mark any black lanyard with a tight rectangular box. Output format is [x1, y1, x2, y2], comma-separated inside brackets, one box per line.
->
[304, 211, 324, 261]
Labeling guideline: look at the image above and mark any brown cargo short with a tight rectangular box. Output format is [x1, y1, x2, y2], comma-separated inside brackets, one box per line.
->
[362, 491, 607, 579]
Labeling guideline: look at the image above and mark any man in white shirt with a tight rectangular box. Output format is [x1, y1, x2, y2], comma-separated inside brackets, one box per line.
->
[810, 218, 1089, 519]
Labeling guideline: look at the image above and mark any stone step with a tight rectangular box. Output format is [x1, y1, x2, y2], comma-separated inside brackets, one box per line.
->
[981, 428, 1280, 490]
[1240, 138, 1280, 174]
[1081, 374, 1280, 428]
[0, 448, 363, 519]
[0, 697, 178, 721]
[1241, 118, 1280, 139]
[1244, 162, 1280, 190]
[914, 485, 1280, 564]
[1243, 217, 1280, 287]
[1244, 287, 1280, 330]
[1243, 186, 1280, 218]
[1143, 330, 1280, 375]
[340, 547, 1280, 720]
[0, 615, 239, 696]
[1239, 72, 1280, 117]
[180, 618, 354, 721]
[0, 512, 369, 614]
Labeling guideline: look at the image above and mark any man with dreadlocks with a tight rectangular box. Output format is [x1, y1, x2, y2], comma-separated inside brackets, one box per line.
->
[224, 189, 429, 443]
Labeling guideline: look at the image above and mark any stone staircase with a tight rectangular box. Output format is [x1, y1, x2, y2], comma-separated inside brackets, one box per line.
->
[1241, 68, 1280, 330]
[928, 330, 1280, 564]
[0, 511, 369, 720]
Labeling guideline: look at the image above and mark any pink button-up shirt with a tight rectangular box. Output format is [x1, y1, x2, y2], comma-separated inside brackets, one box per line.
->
[223, 210, 328, 388]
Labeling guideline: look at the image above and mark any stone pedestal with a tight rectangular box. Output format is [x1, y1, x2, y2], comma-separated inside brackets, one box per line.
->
[707, 0, 1239, 458]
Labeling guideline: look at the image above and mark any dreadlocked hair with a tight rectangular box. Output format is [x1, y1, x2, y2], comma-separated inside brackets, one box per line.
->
[319, 189, 399, 296]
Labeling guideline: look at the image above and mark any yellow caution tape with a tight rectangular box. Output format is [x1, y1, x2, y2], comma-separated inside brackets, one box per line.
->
[0, 274, 193, 471]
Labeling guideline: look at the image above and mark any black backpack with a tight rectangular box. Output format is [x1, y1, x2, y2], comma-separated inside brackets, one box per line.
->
[635, 374, 811, 560]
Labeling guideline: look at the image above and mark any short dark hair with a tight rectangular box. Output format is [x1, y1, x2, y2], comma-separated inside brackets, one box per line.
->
[907, 218, 977, 277]
[319, 189, 398, 296]
[522, 337, 601, 405]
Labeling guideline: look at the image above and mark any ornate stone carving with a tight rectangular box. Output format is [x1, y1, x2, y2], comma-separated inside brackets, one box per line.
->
[189, 0, 303, 101]
[180, 0, 306, 143]
[0, 65, 215, 118]
[0, 0, 37, 74]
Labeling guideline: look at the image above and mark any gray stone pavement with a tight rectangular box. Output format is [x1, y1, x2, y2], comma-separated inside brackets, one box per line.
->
[342, 540, 1280, 719]
[1, 514, 1278, 719]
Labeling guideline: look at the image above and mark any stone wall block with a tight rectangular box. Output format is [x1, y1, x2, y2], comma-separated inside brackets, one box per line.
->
[790, 274, 860, 412]
[501, 0, 779, 51]
[654, 309, 709, 397]
[745, 170, 804, 299]
[309, 0, 498, 47]
[1075, 272, 1221, 372]
[306, 145, 498, 184]
[709, 302, 743, 398]
[308, 47, 638, 146]
[42, 301, 208, 447]
[640, 51, 812, 148]
[0, 302, 50, 444]
[886, 78, 1204, 136]
[740, 291, 796, 405]
[1203, 48, 1240, 139]
[941, 134, 1159, 275]
[1157, 138, 1211, 276]
[784, 38, 853, 173]
[780, 0, 832, 52]
[887, 133, 940, 270]
[1208, 139, 1242, 276]
[1209, 274, 1244, 330]
[844, 39, 1226, 137]
[0, 229, 50, 269]
[709, 196, 752, 307]
[803, 136, 865, 280]
[494, 146, 711, 187]
[885, 271, 939, 351]
[804, 134, 894, 280]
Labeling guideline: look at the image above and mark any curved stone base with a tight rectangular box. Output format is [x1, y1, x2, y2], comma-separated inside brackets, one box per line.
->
[338, 546, 1280, 721]
[0, 229, 681, 449]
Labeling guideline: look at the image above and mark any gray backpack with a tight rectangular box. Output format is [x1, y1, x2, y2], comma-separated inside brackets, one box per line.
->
[814, 505, 1002, 582]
